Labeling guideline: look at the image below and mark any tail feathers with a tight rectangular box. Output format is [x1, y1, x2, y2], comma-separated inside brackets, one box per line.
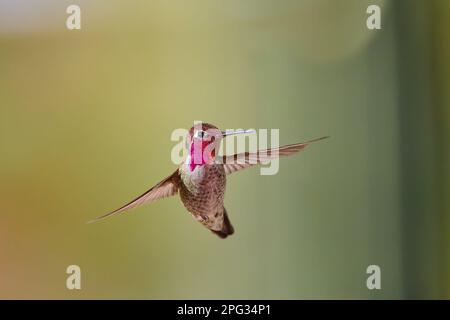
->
[211, 208, 234, 239]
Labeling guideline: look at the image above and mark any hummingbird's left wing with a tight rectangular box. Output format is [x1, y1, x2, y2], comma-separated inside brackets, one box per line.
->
[220, 136, 328, 175]
[88, 170, 180, 223]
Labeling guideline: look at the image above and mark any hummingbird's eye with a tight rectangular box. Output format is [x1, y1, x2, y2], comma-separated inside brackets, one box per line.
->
[194, 130, 207, 139]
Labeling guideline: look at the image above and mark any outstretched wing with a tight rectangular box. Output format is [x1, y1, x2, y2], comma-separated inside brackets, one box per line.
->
[220, 136, 329, 175]
[88, 170, 180, 223]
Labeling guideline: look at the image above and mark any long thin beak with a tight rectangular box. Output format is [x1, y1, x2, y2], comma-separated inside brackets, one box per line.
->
[221, 129, 256, 137]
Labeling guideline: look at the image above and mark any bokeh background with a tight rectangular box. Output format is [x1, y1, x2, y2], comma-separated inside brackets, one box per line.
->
[0, 0, 449, 299]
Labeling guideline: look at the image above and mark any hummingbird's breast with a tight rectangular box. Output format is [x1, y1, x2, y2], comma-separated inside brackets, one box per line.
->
[178, 164, 226, 230]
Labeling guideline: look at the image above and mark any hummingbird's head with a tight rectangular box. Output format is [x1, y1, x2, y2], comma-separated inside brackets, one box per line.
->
[187, 123, 221, 171]
[186, 122, 254, 171]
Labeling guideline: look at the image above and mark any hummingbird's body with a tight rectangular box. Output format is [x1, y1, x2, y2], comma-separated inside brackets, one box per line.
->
[179, 163, 232, 238]
[90, 122, 327, 239]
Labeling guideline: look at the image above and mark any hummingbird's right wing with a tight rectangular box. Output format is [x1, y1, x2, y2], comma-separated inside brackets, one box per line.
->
[88, 170, 180, 223]
[220, 136, 328, 175]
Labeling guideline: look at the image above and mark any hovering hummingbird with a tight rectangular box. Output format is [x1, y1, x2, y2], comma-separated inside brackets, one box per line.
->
[90, 123, 328, 238]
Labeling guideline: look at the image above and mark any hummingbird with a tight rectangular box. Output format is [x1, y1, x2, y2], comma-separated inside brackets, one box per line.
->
[90, 123, 328, 238]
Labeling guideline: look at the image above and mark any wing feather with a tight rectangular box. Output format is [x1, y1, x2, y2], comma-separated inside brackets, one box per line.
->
[221, 136, 329, 175]
[88, 170, 180, 223]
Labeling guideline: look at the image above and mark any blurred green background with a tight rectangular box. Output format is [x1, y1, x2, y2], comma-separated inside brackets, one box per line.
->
[0, 0, 448, 299]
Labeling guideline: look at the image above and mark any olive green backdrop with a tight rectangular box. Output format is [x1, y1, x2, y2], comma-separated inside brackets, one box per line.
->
[0, 0, 448, 299]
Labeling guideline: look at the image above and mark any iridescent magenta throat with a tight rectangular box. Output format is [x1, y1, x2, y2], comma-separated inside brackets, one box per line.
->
[188, 141, 214, 171]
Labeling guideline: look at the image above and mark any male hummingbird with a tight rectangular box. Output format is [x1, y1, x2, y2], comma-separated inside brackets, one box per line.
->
[90, 123, 327, 238]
